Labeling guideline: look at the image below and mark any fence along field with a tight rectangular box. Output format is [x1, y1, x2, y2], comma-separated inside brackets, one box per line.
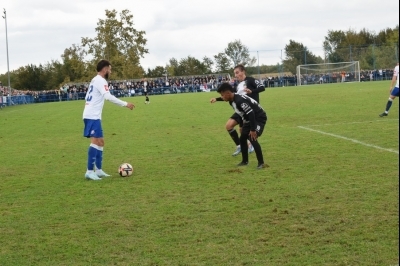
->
[0, 81, 398, 265]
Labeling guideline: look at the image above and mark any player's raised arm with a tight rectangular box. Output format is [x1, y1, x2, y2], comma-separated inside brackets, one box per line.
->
[104, 92, 135, 110]
[100, 84, 135, 110]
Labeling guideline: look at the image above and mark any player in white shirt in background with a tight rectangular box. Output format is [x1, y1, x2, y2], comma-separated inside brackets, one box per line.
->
[379, 62, 399, 117]
[83, 60, 135, 180]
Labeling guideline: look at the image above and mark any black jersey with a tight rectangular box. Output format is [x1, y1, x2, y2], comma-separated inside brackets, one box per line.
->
[230, 94, 267, 131]
[235, 76, 265, 103]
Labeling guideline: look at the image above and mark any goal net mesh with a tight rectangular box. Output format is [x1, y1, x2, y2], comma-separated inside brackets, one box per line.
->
[296, 61, 360, 86]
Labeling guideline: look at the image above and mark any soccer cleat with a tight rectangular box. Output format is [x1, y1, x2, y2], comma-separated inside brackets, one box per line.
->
[232, 146, 241, 156]
[96, 170, 111, 178]
[85, 172, 102, 181]
[237, 161, 249, 167]
[379, 112, 388, 117]
[248, 144, 254, 153]
[257, 163, 270, 169]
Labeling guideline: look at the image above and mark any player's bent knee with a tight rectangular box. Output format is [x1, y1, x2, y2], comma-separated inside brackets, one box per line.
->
[226, 119, 238, 130]
[225, 124, 234, 131]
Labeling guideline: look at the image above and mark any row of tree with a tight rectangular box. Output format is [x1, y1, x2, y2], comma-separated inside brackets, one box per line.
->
[0, 9, 398, 91]
[283, 27, 399, 73]
[145, 39, 256, 78]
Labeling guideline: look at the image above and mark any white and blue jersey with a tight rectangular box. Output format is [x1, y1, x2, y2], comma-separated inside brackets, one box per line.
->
[83, 75, 127, 138]
[391, 65, 399, 97]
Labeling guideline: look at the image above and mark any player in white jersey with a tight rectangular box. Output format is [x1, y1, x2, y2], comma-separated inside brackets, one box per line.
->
[379, 63, 399, 117]
[83, 60, 135, 180]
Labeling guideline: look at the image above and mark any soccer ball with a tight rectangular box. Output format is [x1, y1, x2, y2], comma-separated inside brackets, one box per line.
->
[118, 163, 133, 177]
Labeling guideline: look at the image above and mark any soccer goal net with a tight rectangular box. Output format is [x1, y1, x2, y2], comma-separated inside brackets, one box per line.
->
[296, 61, 360, 86]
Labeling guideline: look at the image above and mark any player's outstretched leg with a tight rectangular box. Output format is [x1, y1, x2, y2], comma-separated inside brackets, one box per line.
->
[228, 129, 241, 156]
[226, 118, 241, 156]
[379, 97, 394, 117]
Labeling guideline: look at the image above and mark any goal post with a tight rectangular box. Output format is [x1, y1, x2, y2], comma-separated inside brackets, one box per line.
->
[296, 61, 360, 86]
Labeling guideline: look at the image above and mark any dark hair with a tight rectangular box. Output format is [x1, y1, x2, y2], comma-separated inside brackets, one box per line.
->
[234, 64, 245, 72]
[97, 59, 111, 72]
[217, 82, 235, 93]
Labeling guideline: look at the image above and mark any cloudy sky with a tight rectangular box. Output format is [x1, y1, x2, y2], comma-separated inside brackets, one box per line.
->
[0, 0, 398, 74]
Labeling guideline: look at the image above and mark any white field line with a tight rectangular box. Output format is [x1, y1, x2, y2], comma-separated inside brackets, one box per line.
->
[303, 119, 399, 127]
[298, 126, 399, 154]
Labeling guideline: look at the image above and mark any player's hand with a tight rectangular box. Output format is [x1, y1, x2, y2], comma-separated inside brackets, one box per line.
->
[210, 98, 217, 103]
[249, 131, 258, 141]
[244, 88, 252, 94]
[126, 102, 135, 110]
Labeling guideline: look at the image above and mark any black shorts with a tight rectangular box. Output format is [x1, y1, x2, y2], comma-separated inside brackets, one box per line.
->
[241, 119, 266, 138]
[230, 113, 243, 127]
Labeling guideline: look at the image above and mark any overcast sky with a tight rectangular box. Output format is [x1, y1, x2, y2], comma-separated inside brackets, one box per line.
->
[0, 0, 398, 74]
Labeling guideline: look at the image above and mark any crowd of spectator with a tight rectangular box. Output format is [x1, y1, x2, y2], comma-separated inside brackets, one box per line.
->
[67, 74, 231, 98]
[0, 69, 396, 107]
[1, 74, 231, 106]
[258, 75, 297, 87]
[298, 68, 395, 85]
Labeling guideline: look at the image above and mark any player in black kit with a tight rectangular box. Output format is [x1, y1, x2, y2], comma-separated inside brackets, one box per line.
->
[216, 83, 268, 169]
[210, 64, 265, 156]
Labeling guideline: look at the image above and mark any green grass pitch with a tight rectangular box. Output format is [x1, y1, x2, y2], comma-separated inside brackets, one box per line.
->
[0, 81, 398, 265]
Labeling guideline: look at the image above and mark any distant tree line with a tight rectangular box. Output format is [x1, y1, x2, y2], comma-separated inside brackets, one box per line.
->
[0, 9, 398, 91]
[282, 27, 399, 74]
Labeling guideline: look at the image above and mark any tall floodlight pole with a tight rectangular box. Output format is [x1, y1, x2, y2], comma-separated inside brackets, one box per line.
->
[2, 8, 11, 103]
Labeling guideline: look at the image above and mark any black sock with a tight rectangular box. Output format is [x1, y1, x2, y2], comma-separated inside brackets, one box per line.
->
[385, 100, 393, 112]
[228, 129, 240, 146]
[240, 135, 249, 163]
[250, 139, 264, 165]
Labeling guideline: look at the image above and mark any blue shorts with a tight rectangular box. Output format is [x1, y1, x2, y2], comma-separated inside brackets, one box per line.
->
[83, 119, 103, 138]
[391, 87, 399, 97]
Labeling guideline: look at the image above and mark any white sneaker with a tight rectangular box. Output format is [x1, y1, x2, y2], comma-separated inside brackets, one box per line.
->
[85, 172, 101, 180]
[232, 146, 241, 156]
[96, 170, 111, 178]
[248, 144, 254, 153]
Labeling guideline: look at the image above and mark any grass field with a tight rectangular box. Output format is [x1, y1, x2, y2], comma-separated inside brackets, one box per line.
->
[0, 81, 398, 266]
